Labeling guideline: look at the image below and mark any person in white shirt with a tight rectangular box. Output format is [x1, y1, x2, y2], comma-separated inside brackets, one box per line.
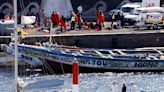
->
[77, 4, 83, 15]
[130, 81, 137, 92]
[111, 80, 118, 92]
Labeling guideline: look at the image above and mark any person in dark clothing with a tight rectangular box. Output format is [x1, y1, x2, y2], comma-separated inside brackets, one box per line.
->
[0, 11, 5, 19]
[115, 12, 121, 28]
[120, 13, 124, 28]
[110, 13, 115, 28]
[122, 83, 126, 92]
[77, 13, 83, 30]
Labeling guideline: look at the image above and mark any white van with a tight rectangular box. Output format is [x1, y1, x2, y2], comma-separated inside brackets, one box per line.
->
[121, 3, 141, 25]
[120, 3, 141, 16]
[134, 7, 164, 29]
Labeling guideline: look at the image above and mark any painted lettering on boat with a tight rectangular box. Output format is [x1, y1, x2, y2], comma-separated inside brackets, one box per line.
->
[78, 59, 109, 66]
[134, 62, 158, 67]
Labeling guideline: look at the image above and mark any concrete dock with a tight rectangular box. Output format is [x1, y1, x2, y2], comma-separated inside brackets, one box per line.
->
[22, 28, 164, 49]
[0, 22, 164, 48]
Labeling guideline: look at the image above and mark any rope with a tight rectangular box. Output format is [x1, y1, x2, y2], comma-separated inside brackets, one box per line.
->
[41, 58, 55, 74]
[40, 58, 46, 75]
[29, 59, 35, 76]
[60, 63, 65, 74]
[40, 58, 55, 75]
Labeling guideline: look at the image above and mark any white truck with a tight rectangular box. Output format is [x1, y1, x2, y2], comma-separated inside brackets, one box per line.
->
[134, 7, 164, 29]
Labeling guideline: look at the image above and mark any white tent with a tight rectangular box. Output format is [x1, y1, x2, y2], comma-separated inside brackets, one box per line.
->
[21, 16, 36, 25]
[43, 0, 73, 18]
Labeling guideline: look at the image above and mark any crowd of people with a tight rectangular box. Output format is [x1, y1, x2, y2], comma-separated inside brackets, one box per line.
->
[48, 5, 125, 32]
[0, 4, 126, 33]
[49, 6, 106, 32]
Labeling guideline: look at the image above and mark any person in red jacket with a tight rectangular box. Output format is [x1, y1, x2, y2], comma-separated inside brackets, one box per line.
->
[96, 10, 100, 21]
[51, 11, 60, 27]
[98, 11, 105, 28]
[51, 11, 56, 26]
[60, 16, 67, 32]
[56, 11, 60, 25]
[4, 13, 10, 20]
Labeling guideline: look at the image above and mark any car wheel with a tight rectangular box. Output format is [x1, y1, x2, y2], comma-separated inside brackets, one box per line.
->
[152, 24, 158, 30]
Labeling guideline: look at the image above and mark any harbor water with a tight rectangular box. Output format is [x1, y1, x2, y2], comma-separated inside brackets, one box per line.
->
[0, 68, 164, 92]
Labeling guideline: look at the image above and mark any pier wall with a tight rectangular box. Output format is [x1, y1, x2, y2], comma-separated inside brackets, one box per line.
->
[18, 33, 164, 49]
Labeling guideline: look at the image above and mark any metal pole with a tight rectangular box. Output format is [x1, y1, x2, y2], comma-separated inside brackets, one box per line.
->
[49, 20, 53, 44]
[14, 0, 18, 92]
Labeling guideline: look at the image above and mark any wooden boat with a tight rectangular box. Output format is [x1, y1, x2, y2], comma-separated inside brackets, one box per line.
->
[3, 43, 164, 73]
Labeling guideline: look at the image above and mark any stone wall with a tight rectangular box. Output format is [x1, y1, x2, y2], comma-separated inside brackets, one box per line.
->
[17, 33, 164, 49]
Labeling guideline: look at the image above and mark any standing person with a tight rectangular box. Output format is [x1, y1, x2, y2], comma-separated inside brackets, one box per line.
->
[120, 13, 124, 28]
[35, 12, 40, 27]
[77, 4, 83, 16]
[75, 12, 79, 27]
[0, 11, 5, 19]
[39, 9, 46, 26]
[60, 16, 67, 32]
[97, 11, 105, 30]
[96, 10, 100, 22]
[51, 11, 55, 26]
[111, 13, 115, 28]
[122, 83, 126, 92]
[99, 11, 105, 27]
[115, 12, 121, 29]
[70, 11, 76, 30]
[111, 80, 118, 92]
[51, 11, 60, 27]
[77, 13, 83, 30]
[55, 11, 61, 26]
[130, 82, 136, 92]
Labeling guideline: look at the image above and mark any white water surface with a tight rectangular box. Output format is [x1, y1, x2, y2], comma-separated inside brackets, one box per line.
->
[0, 68, 164, 92]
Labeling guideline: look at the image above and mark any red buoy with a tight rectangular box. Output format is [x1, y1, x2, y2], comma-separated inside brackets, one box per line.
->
[72, 62, 79, 85]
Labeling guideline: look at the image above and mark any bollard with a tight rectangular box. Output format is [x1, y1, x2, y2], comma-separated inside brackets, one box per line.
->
[72, 62, 79, 92]
[72, 62, 79, 85]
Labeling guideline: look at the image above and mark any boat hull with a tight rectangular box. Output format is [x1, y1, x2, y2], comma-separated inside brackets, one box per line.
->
[39, 59, 164, 73]
[17, 45, 164, 73]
